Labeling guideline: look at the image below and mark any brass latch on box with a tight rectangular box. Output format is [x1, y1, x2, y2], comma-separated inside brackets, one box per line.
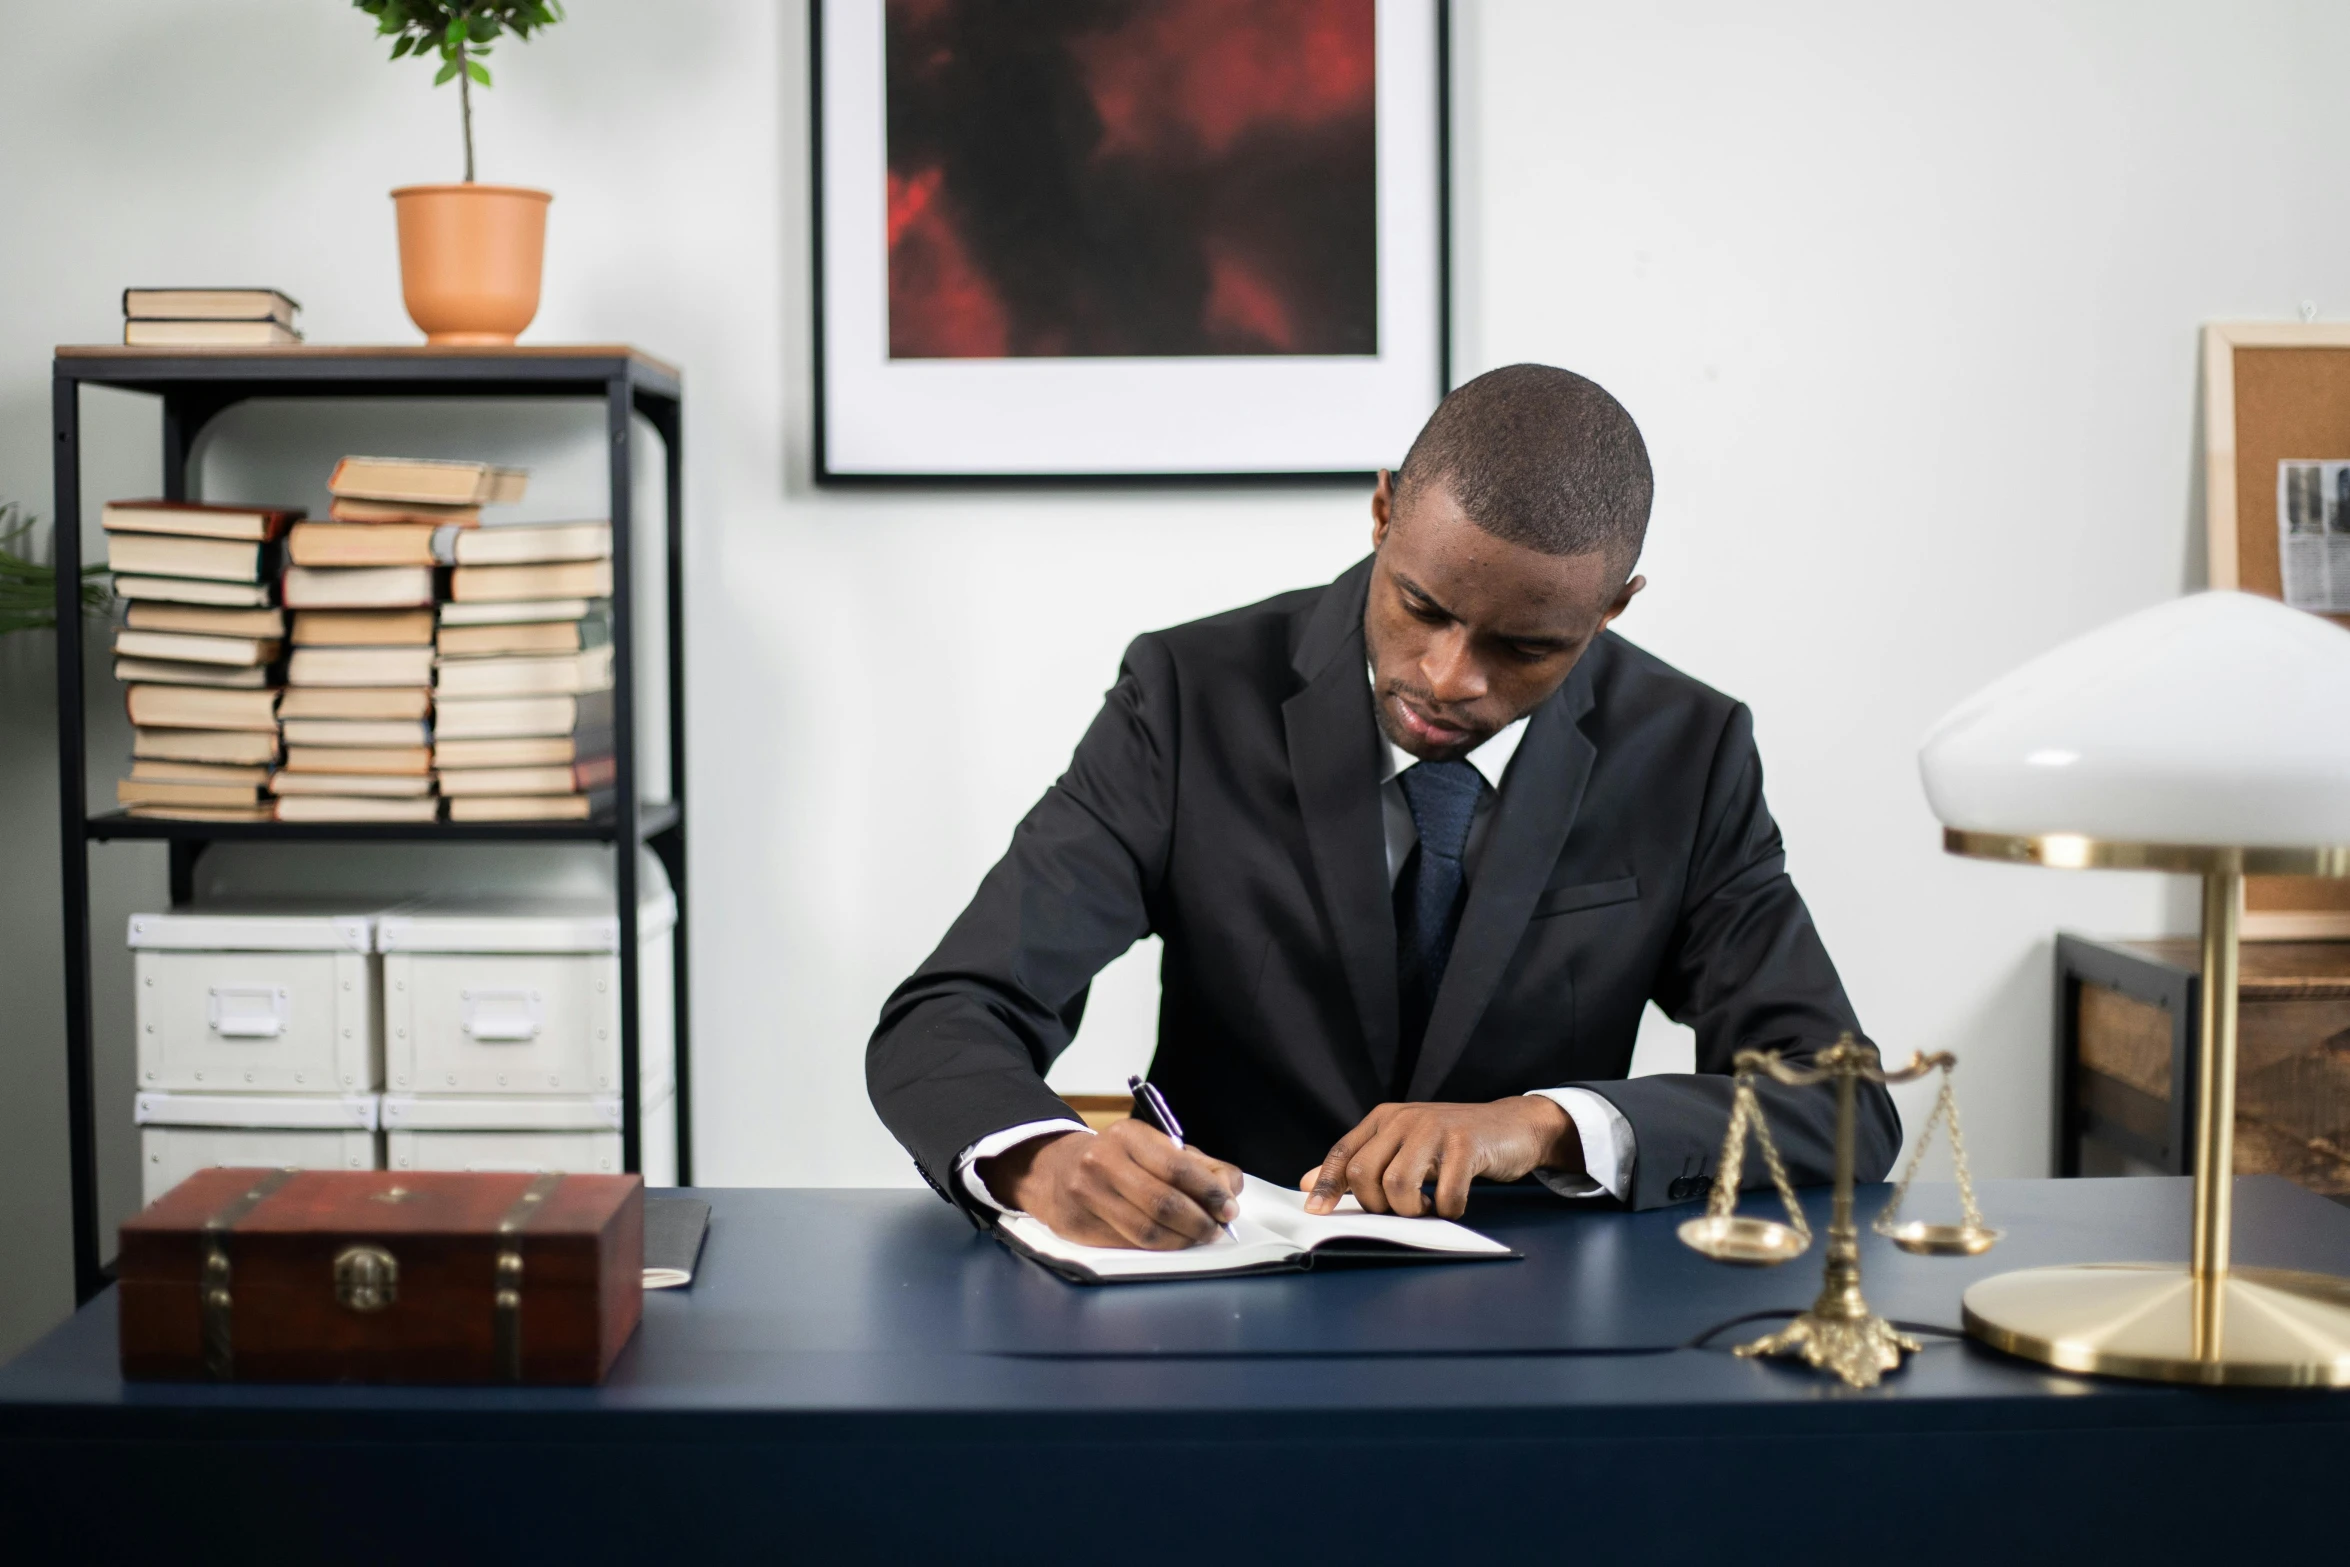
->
[333, 1244, 399, 1312]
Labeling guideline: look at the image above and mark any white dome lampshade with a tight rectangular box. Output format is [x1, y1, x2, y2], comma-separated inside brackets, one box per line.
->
[1919, 590, 2350, 849]
[1917, 590, 2350, 1389]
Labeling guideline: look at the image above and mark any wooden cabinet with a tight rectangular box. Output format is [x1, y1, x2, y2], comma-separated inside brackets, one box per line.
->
[2058, 935, 2350, 1200]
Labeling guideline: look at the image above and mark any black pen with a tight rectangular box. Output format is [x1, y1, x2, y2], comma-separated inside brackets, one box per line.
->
[1128, 1074, 1238, 1240]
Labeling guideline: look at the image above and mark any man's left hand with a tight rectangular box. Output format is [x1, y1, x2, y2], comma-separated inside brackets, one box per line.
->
[1299, 1098, 1585, 1218]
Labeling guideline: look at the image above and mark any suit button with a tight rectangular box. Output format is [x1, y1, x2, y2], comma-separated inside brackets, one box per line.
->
[1669, 1176, 1713, 1203]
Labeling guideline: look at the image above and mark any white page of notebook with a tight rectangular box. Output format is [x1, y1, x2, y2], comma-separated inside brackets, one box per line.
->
[996, 1173, 1512, 1279]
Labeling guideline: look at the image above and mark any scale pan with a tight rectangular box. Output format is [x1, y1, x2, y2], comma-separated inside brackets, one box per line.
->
[1886, 1221, 2000, 1256]
[1678, 1215, 1809, 1266]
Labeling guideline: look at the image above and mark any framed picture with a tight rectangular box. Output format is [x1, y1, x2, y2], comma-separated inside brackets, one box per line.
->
[812, 0, 1450, 481]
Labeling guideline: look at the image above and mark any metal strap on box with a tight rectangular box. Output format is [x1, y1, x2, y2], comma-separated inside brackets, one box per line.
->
[492, 1172, 563, 1382]
[198, 1167, 297, 1381]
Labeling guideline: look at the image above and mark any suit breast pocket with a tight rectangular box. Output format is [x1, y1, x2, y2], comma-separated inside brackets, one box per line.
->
[1531, 874, 1639, 919]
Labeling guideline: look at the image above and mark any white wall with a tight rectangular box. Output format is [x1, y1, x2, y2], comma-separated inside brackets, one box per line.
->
[1450, 0, 2350, 1178]
[5, 0, 2344, 1353]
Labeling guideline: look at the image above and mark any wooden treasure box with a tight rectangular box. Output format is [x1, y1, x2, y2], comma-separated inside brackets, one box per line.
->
[119, 1168, 643, 1384]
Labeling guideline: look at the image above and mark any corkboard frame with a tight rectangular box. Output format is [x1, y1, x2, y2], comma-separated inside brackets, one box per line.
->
[2202, 321, 2350, 937]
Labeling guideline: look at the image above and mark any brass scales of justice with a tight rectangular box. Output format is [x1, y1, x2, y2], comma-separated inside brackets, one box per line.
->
[1676, 1033, 1999, 1389]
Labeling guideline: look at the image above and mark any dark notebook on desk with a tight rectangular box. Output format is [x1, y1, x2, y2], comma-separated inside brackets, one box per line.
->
[993, 1174, 1518, 1284]
[643, 1195, 710, 1289]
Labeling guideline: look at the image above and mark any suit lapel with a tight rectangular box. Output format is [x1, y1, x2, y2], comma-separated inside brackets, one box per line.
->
[1281, 560, 1398, 1091]
[1405, 665, 1599, 1100]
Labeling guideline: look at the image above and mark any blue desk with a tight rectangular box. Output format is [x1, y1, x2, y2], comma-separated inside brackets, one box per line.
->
[4, 1177, 2347, 1563]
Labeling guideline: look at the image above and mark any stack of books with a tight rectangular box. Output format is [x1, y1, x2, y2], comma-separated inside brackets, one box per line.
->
[122, 288, 302, 348]
[273, 457, 526, 823]
[434, 522, 617, 821]
[106, 500, 296, 821]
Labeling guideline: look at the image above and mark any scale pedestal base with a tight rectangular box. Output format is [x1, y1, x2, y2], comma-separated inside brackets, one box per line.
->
[1963, 1263, 2350, 1386]
[1737, 1309, 1921, 1388]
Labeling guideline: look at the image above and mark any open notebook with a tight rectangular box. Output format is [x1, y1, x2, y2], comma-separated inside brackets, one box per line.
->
[994, 1173, 1519, 1284]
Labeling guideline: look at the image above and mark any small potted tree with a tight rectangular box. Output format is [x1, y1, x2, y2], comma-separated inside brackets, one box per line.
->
[355, 2, 565, 344]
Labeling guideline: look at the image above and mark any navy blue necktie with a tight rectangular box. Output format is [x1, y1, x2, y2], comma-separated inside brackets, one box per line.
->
[1394, 759, 1483, 1093]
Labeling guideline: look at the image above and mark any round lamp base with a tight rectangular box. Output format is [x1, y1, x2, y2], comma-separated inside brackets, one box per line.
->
[1963, 1263, 2350, 1386]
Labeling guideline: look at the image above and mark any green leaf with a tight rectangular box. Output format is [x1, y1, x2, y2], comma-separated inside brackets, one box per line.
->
[467, 59, 491, 86]
[433, 57, 460, 85]
[0, 505, 111, 636]
[355, 0, 563, 76]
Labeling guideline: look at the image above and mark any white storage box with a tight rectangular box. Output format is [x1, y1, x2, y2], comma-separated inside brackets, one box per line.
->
[377, 891, 677, 1102]
[379, 1093, 618, 1131]
[135, 1093, 383, 1206]
[129, 908, 383, 1094]
[141, 1129, 379, 1205]
[136, 1090, 380, 1131]
[380, 1090, 676, 1185]
[386, 1128, 623, 1175]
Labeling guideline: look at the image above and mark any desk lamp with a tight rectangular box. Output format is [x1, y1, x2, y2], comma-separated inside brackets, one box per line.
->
[1920, 590, 2350, 1385]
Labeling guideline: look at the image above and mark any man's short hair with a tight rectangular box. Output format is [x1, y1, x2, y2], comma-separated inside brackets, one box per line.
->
[1395, 364, 1653, 571]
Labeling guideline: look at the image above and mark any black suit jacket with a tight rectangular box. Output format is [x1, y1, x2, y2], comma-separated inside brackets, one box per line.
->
[868, 557, 1898, 1214]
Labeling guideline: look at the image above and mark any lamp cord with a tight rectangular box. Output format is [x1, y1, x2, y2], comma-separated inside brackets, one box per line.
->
[1683, 1309, 1966, 1351]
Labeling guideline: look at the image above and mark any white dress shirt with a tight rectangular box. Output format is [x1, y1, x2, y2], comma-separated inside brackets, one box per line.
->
[954, 676, 1639, 1213]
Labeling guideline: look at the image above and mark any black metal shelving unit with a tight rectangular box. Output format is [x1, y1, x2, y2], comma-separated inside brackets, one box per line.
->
[50, 345, 690, 1304]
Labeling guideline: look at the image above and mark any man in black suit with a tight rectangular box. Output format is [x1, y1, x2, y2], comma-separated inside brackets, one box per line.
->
[869, 365, 1897, 1250]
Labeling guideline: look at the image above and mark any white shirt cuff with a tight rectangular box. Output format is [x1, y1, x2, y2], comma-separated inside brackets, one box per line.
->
[954, 1119, 1091, 1214]
[1523, 1087, 1635, 1202]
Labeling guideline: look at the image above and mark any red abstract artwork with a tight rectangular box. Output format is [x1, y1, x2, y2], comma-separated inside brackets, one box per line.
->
[885, 0, 1379, 359]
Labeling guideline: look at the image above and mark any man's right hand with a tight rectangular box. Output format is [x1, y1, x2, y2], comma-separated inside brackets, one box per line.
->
[978, 1121, 1243, 1250]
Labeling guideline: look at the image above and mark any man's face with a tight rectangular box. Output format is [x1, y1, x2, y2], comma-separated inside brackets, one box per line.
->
[1364, 470, 1644, 762]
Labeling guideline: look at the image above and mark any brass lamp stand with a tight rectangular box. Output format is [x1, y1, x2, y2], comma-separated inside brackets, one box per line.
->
[1948, 829, 2350, 1386]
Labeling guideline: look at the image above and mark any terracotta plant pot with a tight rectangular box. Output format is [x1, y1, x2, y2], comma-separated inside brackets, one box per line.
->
[391, 183, 552, 345]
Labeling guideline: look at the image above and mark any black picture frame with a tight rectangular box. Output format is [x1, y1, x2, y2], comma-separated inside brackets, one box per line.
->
[811, 0, 1452, 485]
